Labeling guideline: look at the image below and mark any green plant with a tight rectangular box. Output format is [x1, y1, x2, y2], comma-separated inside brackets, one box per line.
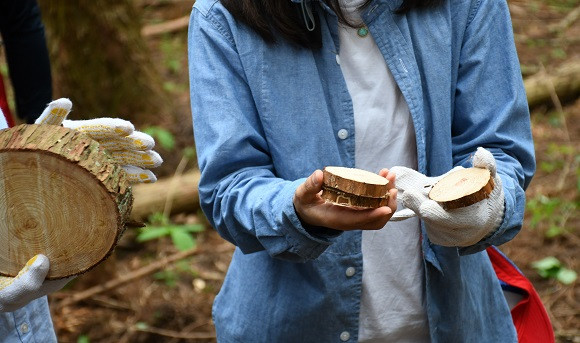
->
[142, 126, 176, 151]
[77, 335, 90, 343]
[531, 256, 577, 285]
[526, 194, 576, 238]
[137, 213, 205, 251]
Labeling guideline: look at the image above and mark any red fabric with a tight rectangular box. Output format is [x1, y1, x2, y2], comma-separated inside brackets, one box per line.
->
[0, 74, 15, 127]
[487, 246, 555, 343]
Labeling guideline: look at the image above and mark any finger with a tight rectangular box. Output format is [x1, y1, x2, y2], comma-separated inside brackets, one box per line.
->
[295, 170, 323, 204]
[62, 118, 135, 140]
[472, 147, 497, 175]
[0, 255, 49, 292]
[400, 188, 429, 215]
[387, 188, 397, 212]
[110, 150, 163, 168]
[390, 166, 426, 192]
[99, 131, 155, 152]
[122, 165, 157, 183]
[35, 98, 72, 126]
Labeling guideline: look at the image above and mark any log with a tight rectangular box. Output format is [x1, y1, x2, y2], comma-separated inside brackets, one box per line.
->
[321, 166, 390, 208]
[428, 167, 494, 210]
[524, 61, 580, 109]
[130, 169, 200, 221]
[0, 124, 132, 279]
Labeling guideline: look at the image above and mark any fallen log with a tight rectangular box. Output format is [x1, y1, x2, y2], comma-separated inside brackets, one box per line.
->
[524, 61, 580, 109]
[0, 124, 132, 279]
[130, 169, 200, 221]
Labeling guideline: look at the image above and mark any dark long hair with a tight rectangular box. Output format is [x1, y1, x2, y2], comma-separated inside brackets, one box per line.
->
[221, 0, 444, 49]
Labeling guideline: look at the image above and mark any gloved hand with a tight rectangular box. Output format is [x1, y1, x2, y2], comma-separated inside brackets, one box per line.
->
[390, 147, 504, 247]
[0, 255, 72, 312]
[35, 98, 163, 183]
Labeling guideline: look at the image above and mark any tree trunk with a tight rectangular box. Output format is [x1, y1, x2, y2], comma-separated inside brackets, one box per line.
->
[0, 124, 132, 279]
[37, 0, 171, 125]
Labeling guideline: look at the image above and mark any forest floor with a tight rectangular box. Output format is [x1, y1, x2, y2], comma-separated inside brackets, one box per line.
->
[48, 0, 578, 342]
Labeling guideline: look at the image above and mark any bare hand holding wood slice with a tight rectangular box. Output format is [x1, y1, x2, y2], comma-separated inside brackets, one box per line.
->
[321, 166, 390, 208]
[0, 124, 133, 280]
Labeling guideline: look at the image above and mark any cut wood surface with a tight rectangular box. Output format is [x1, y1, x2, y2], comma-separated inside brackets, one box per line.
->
[321, 166, 389, 208]
[429, 167, 494, 210]
[0, 124, 132, 279]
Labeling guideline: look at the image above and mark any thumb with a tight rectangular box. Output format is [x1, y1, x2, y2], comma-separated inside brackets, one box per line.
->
[390, 166, 428, 192]
[472, 147, 497, 176]
[400, 188, 429, 215]
[295, 170, 323, 204]
[35, 98, 72, 126]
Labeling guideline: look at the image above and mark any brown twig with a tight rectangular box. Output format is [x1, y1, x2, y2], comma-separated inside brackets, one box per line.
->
[141, 15, 190, 37]
[57, 244, 232, 308]
[135, 325, 216, 340]
[539, 63, 573, 192]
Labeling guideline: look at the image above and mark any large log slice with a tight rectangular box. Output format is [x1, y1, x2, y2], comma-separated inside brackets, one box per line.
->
[0, 124, 132, 279]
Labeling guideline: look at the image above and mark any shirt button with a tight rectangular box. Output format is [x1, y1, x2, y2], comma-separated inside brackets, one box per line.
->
[345, 267, 356, 277]
[20, 323, 29, 334]
[340, 331, 350, 341]
[336, 54, 340, 65]
[337, 129, 348, 140]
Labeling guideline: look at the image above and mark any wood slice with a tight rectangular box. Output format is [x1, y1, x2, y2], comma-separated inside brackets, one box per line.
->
[321, 166, 389, 209]
[428, 167, 494, 210]
[0, 124, 133, 280]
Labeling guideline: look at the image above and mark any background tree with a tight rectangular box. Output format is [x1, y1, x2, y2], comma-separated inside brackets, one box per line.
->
[37, 0, 172, 125]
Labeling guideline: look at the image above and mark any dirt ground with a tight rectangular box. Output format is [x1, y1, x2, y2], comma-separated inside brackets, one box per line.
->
[48, 0, 578, 342]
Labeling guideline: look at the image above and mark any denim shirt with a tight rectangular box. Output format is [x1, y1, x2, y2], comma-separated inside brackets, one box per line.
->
[188, 0, 535, 341]
[0, 298, 57, 342]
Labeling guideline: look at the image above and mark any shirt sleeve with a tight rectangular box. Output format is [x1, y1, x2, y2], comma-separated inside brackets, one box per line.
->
[188, 6, 338, 263]
[451, 0, 536, 254]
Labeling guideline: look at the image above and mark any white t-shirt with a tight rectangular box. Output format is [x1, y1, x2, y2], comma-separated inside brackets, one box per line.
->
[337, 2, 430, 341]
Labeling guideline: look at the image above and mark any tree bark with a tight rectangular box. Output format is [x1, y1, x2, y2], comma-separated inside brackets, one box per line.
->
[0, 124, 132, 279]
[37, 0, 172, 125]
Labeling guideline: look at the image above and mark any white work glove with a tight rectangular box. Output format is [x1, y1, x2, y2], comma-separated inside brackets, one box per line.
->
[35, 98, 163, 183]
[390, 147, 505, 247]
[0, 255, 72, 312]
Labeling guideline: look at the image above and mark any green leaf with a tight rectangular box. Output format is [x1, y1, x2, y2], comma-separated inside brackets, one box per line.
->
[135, 322, 149, 330]
[532, 256, 561, 278]
[170, 229, 196, 251]
[556, 268, 577, 285]
[77, 335, 90, 343]
[142, 126, 176, 151]
[137, 227, 171, 242]
[182, 224, 205, 233]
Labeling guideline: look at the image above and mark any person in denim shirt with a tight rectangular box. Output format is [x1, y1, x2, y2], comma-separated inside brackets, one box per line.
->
[188, 0, 535, 341]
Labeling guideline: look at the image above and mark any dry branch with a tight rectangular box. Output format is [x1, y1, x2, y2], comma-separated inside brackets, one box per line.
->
[524, 61, 580, 109]
[56, 244, 232, 308]
[130, 169, 200, 221]
[141, 15, 189, 37]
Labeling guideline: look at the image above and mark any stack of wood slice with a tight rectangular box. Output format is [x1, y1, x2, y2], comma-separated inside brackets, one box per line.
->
[321, 166, 390, 208]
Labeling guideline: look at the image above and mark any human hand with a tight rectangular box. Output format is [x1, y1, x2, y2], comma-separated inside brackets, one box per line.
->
[35, 98, 163, 183]
[0, 255, 72, 312]
[293, 169, 397, 231]
[390, 147, 505, 247]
